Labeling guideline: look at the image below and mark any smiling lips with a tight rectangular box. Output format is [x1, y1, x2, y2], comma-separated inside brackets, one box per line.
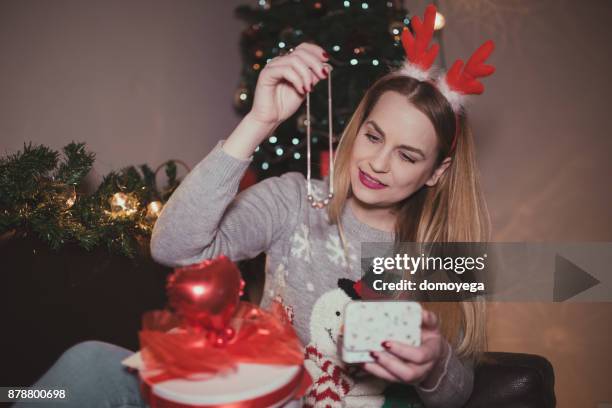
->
[358, 169, 387, 189]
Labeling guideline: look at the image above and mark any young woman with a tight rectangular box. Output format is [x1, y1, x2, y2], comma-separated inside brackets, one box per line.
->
[15, 5, 493, 408]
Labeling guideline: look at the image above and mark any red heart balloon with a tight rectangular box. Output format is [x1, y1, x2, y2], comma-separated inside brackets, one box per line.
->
[166, 255, 244, 340]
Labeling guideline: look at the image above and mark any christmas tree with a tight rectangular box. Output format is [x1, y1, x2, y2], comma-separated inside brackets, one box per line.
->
[233, 0, 428, 179]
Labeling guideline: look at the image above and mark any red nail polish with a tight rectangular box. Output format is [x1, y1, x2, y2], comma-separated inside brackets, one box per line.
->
[370, 351, 378, 360]
[382, 341, 390, 349]
[321, 68, 328, 77]
[323, 51, 329, 59]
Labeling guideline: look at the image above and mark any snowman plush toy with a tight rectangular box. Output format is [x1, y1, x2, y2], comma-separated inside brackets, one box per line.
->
[303, 278, 386, 408]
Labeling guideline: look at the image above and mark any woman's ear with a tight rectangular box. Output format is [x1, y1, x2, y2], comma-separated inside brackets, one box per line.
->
[425, 157, 452, 187]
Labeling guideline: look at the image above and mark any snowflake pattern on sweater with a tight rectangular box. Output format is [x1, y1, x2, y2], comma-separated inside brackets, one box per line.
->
[325, 233, 358, 267]
[291, 223, 312, 262]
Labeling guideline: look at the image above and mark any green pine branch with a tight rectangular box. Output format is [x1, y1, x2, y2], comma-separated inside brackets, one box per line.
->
[0, 142, 184, 258]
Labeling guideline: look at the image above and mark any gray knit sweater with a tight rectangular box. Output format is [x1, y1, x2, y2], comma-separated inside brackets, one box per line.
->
[150, 139, 474, 407]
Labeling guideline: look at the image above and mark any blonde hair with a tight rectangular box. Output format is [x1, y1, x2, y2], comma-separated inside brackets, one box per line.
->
[328, 74, 491, 364]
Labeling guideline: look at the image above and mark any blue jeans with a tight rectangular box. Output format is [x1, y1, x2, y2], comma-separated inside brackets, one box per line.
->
[12, 341, 147, 408]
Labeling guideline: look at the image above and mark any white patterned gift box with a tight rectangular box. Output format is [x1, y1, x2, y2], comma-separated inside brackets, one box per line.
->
[341, 301, 422, 364]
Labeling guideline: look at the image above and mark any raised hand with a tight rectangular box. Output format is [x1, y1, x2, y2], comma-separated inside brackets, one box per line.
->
[248, 42, 332, 127]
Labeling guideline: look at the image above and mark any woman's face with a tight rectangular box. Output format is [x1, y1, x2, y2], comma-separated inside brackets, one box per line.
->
[349, 91, 451, 209]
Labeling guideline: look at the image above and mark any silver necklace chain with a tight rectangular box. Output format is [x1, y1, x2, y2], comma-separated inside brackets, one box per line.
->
[306, 65, 334, 209]
[302, 66, 353, 275]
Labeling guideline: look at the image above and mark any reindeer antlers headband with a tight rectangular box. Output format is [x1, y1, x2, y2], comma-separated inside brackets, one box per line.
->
[394, 4, 496, 151]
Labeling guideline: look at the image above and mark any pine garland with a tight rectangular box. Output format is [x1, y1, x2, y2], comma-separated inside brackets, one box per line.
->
[0, 142, 182, 258]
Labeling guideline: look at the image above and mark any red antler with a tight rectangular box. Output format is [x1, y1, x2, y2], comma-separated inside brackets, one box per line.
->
[401, 4, 439, 70]
[445, 40, 496, 95]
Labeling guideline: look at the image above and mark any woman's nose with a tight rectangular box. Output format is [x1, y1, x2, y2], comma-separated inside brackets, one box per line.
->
[369, 150, 391, 173]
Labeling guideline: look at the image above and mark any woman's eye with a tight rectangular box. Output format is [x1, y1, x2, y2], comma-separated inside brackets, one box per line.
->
[400, 153, 416, 163]
[365, 133, 380, 143]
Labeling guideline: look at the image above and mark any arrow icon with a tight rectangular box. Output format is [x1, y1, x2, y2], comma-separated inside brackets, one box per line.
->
[554, 254, 600, 302]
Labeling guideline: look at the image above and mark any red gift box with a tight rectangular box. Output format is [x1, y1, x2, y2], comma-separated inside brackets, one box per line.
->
[122, 255, 312, 407]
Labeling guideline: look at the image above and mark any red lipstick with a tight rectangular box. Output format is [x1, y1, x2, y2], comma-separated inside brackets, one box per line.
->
[358, 169, 387, 190]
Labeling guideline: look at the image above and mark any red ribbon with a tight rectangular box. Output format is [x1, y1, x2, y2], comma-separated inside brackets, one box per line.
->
[139, 301, 305, 383]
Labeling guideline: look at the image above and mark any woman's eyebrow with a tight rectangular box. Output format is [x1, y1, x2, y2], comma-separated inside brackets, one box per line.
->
[365, 120, 426, 159]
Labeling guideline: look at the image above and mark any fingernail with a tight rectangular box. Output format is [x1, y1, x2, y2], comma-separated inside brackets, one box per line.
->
[323, 51, 329, 59]
[370, 351, 378, 360]
[382, 341, 391, 349]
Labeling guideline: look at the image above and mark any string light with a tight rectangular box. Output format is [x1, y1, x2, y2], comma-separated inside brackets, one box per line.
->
[64, 188, 77, 209]
[269, 136, 277, 143]
[136, 200, 163, 231]
[292, 138, 299, 145]
[106, 192, 139, 218]
[145, 201, 163, 221]
[53, 183, 77, 211]
[234, 86, 249, 108]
